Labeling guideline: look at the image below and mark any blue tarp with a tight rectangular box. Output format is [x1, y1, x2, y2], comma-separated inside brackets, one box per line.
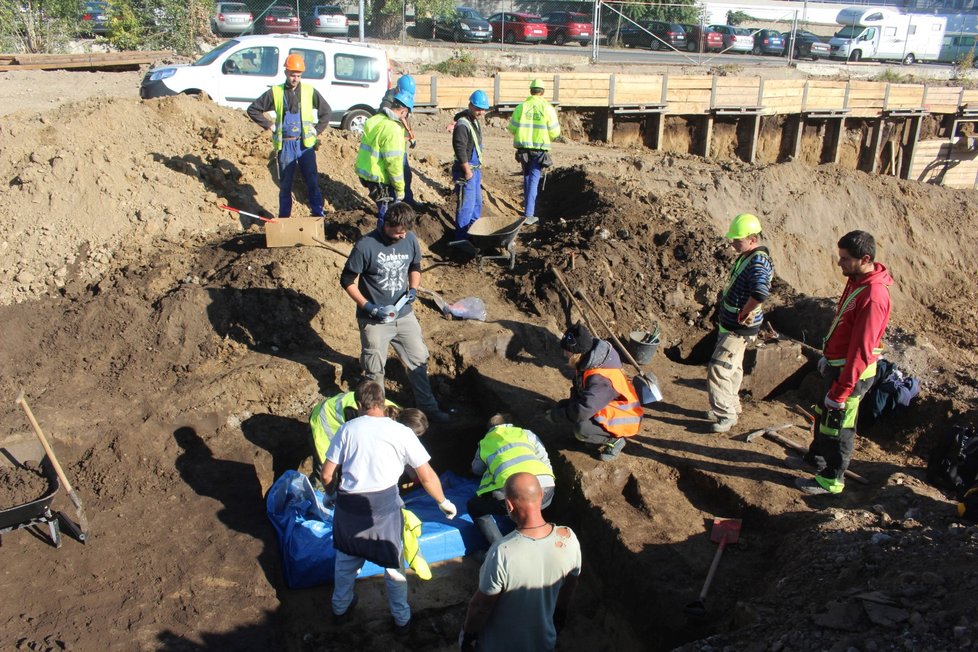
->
[266, 470, 497, 589]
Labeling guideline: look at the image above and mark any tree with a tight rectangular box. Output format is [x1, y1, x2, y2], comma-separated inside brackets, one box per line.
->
[368, 0, 456, 39]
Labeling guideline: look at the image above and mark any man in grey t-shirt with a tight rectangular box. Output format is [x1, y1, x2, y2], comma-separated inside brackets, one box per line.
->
[460, 472, 582, 651]
[340, 202, 450, 423]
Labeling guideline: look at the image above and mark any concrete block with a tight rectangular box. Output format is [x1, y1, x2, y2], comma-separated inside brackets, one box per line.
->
[742, 339, 809, 399]
[454, 332, 514, 368]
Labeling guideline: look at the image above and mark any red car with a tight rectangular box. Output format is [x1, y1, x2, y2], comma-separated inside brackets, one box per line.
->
[683, 24, 724, 52]
[541, 11, 594, 46]
[262, 6, 299, 34]
[487, 12, 547, 44]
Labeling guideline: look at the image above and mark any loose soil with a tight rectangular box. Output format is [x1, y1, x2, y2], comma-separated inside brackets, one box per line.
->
[1, 68, 978, 652]
[0, 461, 49, 507]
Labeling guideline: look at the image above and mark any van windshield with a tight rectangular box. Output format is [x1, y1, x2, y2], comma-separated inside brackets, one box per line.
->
[834, 26, 862, 39]
[194, 40, 238, 66]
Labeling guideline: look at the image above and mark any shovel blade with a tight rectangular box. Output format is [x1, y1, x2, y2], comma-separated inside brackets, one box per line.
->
[710, 518, 741, 545]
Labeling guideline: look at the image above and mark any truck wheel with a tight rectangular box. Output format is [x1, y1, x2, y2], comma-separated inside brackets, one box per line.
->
[902, 53, 916, 65]
[341, 109, 371, 134]
[848, 50, 861, 62]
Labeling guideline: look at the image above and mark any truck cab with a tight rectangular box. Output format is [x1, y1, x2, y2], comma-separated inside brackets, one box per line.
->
[829, 6, 945, 64]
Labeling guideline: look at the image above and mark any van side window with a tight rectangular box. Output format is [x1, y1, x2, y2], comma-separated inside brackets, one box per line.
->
[334, 53, 380, 82]
[290, 48, 326, 80]
[886, 26, 898, 37]
[223, 46, 279, 76]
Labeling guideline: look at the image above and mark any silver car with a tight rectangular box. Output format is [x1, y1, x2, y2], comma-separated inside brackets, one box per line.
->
[709, 25, 754, 53]
[304, 5, 348, 37]
[211, 2, 254, 36]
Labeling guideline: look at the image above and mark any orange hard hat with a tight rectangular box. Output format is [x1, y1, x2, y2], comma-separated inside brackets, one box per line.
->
[284, 54, 305, 72]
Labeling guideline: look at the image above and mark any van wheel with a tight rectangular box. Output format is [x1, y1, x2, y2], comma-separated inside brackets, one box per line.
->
[848, 49, 861, 62]
[902, 53, 916, 65]
[752, 45, 761, 55]
[504, 31, 516, 44]
[687, 41, 697, 52]
[341, 109, 371, 134]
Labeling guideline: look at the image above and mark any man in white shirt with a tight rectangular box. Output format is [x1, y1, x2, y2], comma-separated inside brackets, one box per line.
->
[321, 381, 456, 637]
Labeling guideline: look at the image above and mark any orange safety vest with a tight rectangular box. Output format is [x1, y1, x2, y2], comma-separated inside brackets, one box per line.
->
[581, 367, 643, 437]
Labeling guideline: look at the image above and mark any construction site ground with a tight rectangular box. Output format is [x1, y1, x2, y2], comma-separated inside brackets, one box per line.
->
[1, 68, 978, 652]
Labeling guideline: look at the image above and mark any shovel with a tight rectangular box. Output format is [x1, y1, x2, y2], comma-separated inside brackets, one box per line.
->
[684, 518, 741, 617]
[16, 392, 89, 543]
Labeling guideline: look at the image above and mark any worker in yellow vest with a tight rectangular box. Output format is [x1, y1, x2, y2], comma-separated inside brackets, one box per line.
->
[507, 79, 560, 225]
[247, 54, 331, 218]
[355, 89, 412, 227]
[309, 390, 397, 488]
[467, 414, 554, 544]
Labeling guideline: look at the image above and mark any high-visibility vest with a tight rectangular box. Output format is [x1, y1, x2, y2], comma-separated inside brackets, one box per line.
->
[455, 116, 483, 167]
[822, 285, 884, 367]
[581, 368, 643, 437]
[508, 95, 560, 150]
[720, 249, 769, 314]
[355, 113, 406, 194]
[309, 392, 398, 464]
[271, 83, 317, 150]
[402, 508, 431, 580]
[476, 425, 554, 496]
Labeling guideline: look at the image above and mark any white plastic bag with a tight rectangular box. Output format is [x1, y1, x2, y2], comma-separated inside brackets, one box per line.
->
[446, 297, 487, 321]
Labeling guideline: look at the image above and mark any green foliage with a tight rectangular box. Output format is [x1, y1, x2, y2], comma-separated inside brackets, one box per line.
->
[955, 48, 976, 76]
[422, 49, 476, 77]
[726, 10, 753, 26]
[0, 0, 77, 53]
[106, 0, 142, 50]
[873, 69, 913, 83]
[602, 0, 700, 45]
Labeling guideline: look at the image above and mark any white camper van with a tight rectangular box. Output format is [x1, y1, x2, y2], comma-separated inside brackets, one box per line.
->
[829, 7, 946, 64]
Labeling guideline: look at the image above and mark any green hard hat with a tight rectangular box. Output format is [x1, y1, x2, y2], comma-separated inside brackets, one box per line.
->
[529, 78, 545, 90]
[725, 213, 762, 239]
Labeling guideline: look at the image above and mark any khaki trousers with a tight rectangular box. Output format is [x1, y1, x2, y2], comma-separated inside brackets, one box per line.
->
[707, 331, 754, 420]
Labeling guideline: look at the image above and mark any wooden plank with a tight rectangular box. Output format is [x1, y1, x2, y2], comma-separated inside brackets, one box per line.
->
[925, 86, 962, 114]
[666, 76, 714, 90]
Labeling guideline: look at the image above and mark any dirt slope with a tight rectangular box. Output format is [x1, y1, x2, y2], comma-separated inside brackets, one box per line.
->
[1, 69, 977, 652]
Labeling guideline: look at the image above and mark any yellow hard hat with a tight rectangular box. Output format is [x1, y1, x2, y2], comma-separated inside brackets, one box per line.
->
[725, 213, 762, 239]
[284, 54, 305, 73]
[530, 78, 545, 90]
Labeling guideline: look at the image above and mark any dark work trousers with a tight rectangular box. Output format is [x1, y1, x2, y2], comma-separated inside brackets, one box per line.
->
[278, 146, 324, 218]
[467, 485, 555, 544]
[807, 367, 874, 483]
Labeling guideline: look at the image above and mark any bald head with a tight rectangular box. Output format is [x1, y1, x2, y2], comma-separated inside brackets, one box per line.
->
[504, 472, 543, 506]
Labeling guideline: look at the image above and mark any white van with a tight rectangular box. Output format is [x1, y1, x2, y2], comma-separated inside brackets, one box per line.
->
[140, 34, 391, 131]
[829, 7, 946, 65]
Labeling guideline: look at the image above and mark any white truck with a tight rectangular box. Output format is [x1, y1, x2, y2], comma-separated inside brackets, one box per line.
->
[829, 7, 946, 64]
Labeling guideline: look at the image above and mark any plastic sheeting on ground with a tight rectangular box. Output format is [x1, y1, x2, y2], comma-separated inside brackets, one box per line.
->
[265, 470, 492, 589]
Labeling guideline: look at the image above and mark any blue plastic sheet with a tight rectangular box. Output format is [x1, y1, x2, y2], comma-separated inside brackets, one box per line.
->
[266, 470, 492, 589]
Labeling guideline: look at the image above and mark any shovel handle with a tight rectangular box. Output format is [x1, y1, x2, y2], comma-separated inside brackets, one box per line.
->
[573, 286, 645, 373]
[16, 392, 75, 495]
[218, 204, 272, 222]
[698, 534, 729, 601]
[550, 266, 600, 340]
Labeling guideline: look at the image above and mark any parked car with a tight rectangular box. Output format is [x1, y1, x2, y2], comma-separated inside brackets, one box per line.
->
[752, 28, 784, 55]
[614, 21, 686, 51]
[80, 0, 110, 36]
[433, 7, 492, 43]
[303, 5, 347, 37]
[938, 33, 978, 65]
[682, 24, 723, 52]
[210, 2, 254, 36]
[541, 11, 594, 46]
[709, 24, 753, 53]
[487, 12, 547, 44]
[140, 34, 390, 132]
[781, 30, 831, 60]
[261, 6, 298, 34]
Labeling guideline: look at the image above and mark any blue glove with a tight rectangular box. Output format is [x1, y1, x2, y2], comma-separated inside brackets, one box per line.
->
[363, 302, 383, 319]
[406, 288, 417, 304]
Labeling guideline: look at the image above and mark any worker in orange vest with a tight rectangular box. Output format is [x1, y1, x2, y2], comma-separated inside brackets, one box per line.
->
[546, 323, 643, 461]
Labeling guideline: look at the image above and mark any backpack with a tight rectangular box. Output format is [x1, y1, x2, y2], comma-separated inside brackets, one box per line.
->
[926, 425, 978, 499]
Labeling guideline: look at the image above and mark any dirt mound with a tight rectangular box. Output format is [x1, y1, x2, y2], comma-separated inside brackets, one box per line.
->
[3, 73, 978, 652]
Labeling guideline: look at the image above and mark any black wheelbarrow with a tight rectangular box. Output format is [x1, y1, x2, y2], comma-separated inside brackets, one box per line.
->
[450, 215, 526, 271]
[0, 457, 63, 548]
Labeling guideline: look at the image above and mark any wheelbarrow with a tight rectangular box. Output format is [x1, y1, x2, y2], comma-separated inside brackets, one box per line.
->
[450, 215, 526, 271]
[0, 457, 64, 548]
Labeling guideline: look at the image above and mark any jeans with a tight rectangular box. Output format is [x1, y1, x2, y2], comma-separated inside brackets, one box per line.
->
[403, 153, 415, 206]
[332, 549, 411, 626]
[278, 147, 323, 218]
[453, 167, 482, 239]
[358, 311, 438, 412]
[520, 150, 546, 218]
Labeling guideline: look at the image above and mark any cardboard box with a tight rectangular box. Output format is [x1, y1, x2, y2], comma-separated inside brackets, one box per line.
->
[264, 217, 325, 248]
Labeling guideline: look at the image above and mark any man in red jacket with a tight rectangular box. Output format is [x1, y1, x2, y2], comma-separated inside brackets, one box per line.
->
[798, 230, 893, 496]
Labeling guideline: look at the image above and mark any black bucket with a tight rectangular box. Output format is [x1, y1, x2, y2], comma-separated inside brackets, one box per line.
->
[629, 330, 660, 365]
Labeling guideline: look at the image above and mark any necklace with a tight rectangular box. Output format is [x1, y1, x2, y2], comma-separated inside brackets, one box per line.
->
[518, 523, 550, 531]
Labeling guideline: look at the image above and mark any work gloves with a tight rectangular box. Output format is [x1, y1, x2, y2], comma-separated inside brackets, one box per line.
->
[363, 302, 384, 320]
[406, 288, 417, 304]
[817, 356, 830, 376]
[438, 499, 457, 520]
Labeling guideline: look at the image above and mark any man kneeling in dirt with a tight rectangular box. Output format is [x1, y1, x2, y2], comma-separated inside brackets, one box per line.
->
[468, 414, 555, 544]
[798, 230, 892, 496]
[320, 380, 456, 636]
[546, 323, 642, 461]
[460, 472, 581, 651]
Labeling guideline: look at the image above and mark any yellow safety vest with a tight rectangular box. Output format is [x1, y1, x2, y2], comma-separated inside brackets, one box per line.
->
[271, 83, 317, 150]
[508, 95, 561, 150]
[309, 392, 398, 464]
[476, 425, 554, 495]
[355, 113, 406, 195]
[402, 508, 431, 580]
